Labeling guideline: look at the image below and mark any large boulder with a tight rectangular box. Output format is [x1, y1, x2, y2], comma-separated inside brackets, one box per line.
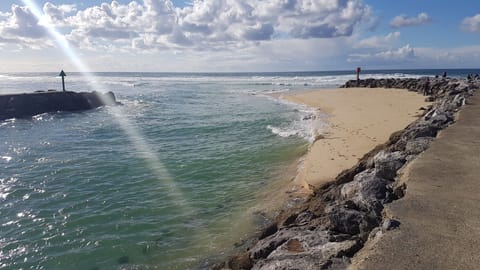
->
[340, 169, 392, 208]
[405, 137, 434, 155]
[251, 239, 360, 270]
[373, 151, 406, 180]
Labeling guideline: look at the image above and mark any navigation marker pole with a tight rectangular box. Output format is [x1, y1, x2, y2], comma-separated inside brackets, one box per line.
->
[59, 70, 66, 91]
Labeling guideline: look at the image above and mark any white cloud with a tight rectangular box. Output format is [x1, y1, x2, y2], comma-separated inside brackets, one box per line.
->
[12, 1, 480, 72]
[0, 0, 373, 51]
[390, 12, 430, 28]
[42, 2, 76, 25]
[461, 14, 480, 32]
[348, 44, 415, 63]
[376, 44, 415, 60]
[347, 44, 480, 69]
[0, 4, 56, 50]
[356, 31, 400, 48]
[269, 0, 372, 38]
[124, 37, 352, 72]
[415, 45, 480, 68]
[0, 4, 47, 39]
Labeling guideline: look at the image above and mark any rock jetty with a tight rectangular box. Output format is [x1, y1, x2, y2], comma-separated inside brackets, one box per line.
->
[214, 77, 480, 270]
[0, 90, 119, 120]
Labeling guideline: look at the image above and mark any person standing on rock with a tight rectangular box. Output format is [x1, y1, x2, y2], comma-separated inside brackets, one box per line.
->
[423, 78, 431, 96]
[356, 67, 361, 81]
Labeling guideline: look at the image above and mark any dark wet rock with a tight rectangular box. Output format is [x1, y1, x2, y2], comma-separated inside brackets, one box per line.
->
[280, 213, 299, 227]
[0, 91, 119, 120]
[293, 211, 316, 226]
[328, 207, 379, 237]
[117, 255, 129, 264]
[327, 207, 366, 235]
[226, 252, 253, 270]
[259, 223, 278, 240]
[250, 229, 295, 260]
[426, 96, 435, 102]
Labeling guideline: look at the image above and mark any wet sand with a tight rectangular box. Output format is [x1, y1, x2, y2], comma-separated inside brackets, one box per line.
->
[276, 87, 429, 188]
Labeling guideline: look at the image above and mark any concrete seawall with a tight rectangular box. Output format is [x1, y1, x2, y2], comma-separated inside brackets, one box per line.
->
[0, 91, 118, 120]
[349, 91, 480, 269]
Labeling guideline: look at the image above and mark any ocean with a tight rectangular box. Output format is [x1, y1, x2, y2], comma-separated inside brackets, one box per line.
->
[0, 69, 477, 269]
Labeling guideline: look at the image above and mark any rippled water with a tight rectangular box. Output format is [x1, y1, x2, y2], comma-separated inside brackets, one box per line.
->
[0, 72, 320, 270]
[1, 70, 471, 269]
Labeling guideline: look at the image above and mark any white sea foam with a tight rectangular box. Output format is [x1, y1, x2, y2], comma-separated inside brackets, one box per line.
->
[266, 98, 329, 143]
[102, 80, 136, 87]
[1, 156, 12, 162]
[0, 72, 428, 96]
[261, 72, 427, 143]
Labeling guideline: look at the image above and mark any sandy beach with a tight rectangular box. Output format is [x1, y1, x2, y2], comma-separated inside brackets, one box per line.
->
[278, 87, 429, 188]
[222, 78, 479, 270]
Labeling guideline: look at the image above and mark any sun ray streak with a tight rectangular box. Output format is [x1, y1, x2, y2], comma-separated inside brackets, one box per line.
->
[21, 0, 192, 213]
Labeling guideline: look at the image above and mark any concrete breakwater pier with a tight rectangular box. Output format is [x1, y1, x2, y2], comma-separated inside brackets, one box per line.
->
[215, 77, 480, 270]
[0, 90, 119, 120]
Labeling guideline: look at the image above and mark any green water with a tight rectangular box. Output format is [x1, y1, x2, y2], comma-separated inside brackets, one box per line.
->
[0, 73, 313, 269]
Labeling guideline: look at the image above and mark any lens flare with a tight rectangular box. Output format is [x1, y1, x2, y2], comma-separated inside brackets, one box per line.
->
[21, 0, 190, 211]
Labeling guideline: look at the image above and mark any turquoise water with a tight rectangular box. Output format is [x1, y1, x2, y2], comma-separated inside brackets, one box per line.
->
[0, 73, 324, 270]
[2, 70, 477, 269]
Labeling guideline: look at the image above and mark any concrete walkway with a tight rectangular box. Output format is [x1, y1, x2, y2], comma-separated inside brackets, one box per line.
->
[350, 92, 480, 270]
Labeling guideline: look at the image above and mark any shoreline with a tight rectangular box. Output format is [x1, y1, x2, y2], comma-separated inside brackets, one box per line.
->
[208, 86, 429, 266]
[274, 87, 429, 189]
[246, 87, 429, 223]
[214, 77, 479, 269]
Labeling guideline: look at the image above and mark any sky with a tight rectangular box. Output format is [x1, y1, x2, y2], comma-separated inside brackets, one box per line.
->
[0, 0, 479, 72]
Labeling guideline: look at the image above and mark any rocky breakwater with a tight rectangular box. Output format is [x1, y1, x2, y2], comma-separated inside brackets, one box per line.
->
[214, 77, 480, 270]
[0, 91, 119, 120]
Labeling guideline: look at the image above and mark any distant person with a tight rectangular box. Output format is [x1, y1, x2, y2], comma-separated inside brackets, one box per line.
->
[423, 78, 430, 96]
[442, 71, 447, 78]
[356, 67, 361, 81]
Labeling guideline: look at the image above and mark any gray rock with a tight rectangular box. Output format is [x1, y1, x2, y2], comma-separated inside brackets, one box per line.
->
[340, 169, 392, 212]
[252, 240, 360, 270]
[453, 94, 466, 107]
[398, 121, 440, 147]
[327, 207, 364, 235]
[431, 111, 453, 125]
[382, 218, 401, 231]
[405, 137, 433, 155]
[266, 231, 330, 260]
[250, 229, 295, 260]
[327, 203, 379, 236]
[373, 151, 406, 180]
